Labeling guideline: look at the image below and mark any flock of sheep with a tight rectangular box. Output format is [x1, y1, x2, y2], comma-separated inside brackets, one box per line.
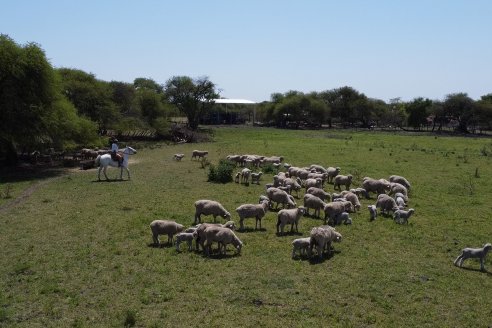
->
[157, 150, 491, 270]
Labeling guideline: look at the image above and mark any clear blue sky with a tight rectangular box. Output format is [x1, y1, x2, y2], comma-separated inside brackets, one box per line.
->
[1, 0, 491, 102]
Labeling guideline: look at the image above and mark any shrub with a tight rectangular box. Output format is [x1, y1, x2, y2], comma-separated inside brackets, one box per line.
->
[262, 163, 276, 174]
[207, 159, 234, 183]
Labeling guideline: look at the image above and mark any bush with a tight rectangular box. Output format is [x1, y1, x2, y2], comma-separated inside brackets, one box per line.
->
[262, 163, 277, 174]
[208, 159, 235, 183]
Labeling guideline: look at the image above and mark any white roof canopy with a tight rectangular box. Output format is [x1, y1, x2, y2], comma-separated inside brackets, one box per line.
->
[213, 98, 256, 104]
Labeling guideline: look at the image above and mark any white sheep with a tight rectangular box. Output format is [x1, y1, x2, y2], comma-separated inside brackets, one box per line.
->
[241, 168, 252, 184]
[368, 205, 377, 221]
[305, 187, 329, 202]
[309, 226, 342, 259]
[334, 212, 352, 225]
[389, 175, 411, 190]
[203, 226, 243, 256]
[234, 172, 241, 183]
[236, 200, 270, 230]
[303, 193, 326, 218]
[291, 237, 312, 258]
[251, 171, 263, 184]
[393, 208, 415, 224]
[334, 174, 353, 191]
[454, 243, 492, 271]
[351, 187, 370, 199]
[326, 167, 341, 184]
[173, 153, 185, 161]
[389, 182, 408, 198]
[175, 231, 198, 251]
[304, 178, 322, 190]
[395, 196, 406, 208]
[375, 194, 399, 216]
[341, 191, 360, 211]
[309, 164, 327, 174]
[267, 187, 296, 209]
[194, 200, 231, 224]
[191, 150, 208, 160]
[362, 177, 391, 197]
[324, 201, 354, 224]
[150, 220, 184, 246]
[195, 221, 236, 251]
[276, 207, 306, 235]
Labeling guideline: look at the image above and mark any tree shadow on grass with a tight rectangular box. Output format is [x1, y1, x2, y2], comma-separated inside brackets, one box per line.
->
[0, 165, 72, 183]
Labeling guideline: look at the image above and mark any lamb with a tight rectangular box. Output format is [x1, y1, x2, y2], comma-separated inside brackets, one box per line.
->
[341, 191, 360, 211]
[241, 168, 252, 184]
[276, 207, 306, 235]
[454, 243, 492, 271]
[203, 226, 243, 256]
[234, 172, 241, 183]
[191, 150, 208, 160]
[393, 208, 415, 224]
[309, 226, 342, 259]
[175, 231, 198, 251]
[394, 192, 408, 203]
[150, 220, 184, 246]
[195, 221, 236, 251]
[303, 194, 326, 218]
[362, 177, 391, 197]
[306, 187, 331, 202]
[334, 212, 352, 225]
[251, 171, 263, 184]
[389, 175, 411, 190]
[267, 187, 296, 209]
[324, 201, 354, 224]
[291, 237, 312, 258]
[194, 200, 231, 224]
[334, 174, 353, 191]
[395, 196, 406, 208]
[368, 205, 377, 221]
[309, 164, 327, 173]
[236, 200, 270, 230]
[375, 194, 399, 216]
[326, 167, 341, 184]
[173, 153, 185, 161]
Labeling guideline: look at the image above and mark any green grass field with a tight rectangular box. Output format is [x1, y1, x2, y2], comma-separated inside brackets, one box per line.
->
[1, 127, 492, 327]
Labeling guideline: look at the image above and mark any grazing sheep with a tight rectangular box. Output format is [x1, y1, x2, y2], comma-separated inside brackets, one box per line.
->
[251, 171, 263, 184]
[306, 187, 331, 202]
[396, 196, 406, 208]
[303, 194, 327, 218]
[368, 205, 377, 221]
[284, 177, 302, 197]
[173, 153, 185, 161]
[304, 178, 322, 190]
[195, 221, 236, 251]
[267, 187, 296, 209]
[309, 226, 342, 259]
[191, 150, 208, 160]
[389, 175, 411, 190]
[236, 200, 270, 230]
[150, 220, 184, 246]
[341, 191, 361, 211]
[351, 187, 370, 199]
[334, 174, 353, 191]
[276, 207, 306, 234]
[331, 192, 343, 202]
[278, 185, 292, 194]
[292, 237, 312, 258]
[334, 212, 352, 225]
[265, 183, 274, 190]
[284, 163, 291, 169]
[454, 243, 492, 271]
[194, 200, 231, 224]
[394, 192, 408, 203]
[390, 182, 409, 198]
[376, 194, 399, 215]
[309, 164, 327, 174]
[259, 195, 270, 204]
[307, 172, 329, 187]
[175, 231, 198, 251]
[241, 168, 252, 184]
[326, 167, 341, 184]
[324, 201, 354, 224]
[203, 226, 243, 256]
[362, 177, 391, 197]
[393, 208, 415, 224]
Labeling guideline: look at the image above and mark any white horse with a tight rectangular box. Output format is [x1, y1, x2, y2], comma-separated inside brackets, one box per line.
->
[95, 146, 137, 181]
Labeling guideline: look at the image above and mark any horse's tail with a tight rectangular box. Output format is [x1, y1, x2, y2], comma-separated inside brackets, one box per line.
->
[95, 155, 101, 167]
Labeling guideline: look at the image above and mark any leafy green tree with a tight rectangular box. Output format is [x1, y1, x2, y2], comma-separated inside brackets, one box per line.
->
[165, 76, 219, 130]
[109, 81, 137, 116]
[442, 93, 475, 133]
[134, 77, 163, 93]
[319, 86, 366, 127]
[405, 97, 433, 130]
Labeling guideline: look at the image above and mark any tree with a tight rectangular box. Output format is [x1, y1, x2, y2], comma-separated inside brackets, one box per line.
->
[164, 76, 219, 130]
[319, 86, 366, 127]
[406, 97, 433, 130]
[442, 93, 475, 133]
[134, 77, 163, 94]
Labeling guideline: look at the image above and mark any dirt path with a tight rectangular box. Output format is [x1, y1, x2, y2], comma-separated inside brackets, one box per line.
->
[0, 178, 57, 214]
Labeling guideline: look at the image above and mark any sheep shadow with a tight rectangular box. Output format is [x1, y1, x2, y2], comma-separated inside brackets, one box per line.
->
[238, 227, 267, 233]
[459, 266, 492, 276]
[147, 242, 174, 249]
[276, 231, 303, 237]
[92, 179, 127, 183]
[308, 250, 339, 265]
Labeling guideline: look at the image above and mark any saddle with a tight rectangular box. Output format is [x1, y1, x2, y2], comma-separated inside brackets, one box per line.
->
[111, 152, 123, 166]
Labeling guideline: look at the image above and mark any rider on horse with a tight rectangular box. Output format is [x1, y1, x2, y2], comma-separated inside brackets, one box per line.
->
[110, 137, 123, 167]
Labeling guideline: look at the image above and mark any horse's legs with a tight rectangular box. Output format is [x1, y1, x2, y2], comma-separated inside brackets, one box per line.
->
[98, 166, 102, 181]
[103, 166, 109, 180]
[125, 167, 131, 180]
[120, 166, 123, 180]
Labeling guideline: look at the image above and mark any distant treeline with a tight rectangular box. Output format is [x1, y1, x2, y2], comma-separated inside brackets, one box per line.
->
[1, 34, 491, 165]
